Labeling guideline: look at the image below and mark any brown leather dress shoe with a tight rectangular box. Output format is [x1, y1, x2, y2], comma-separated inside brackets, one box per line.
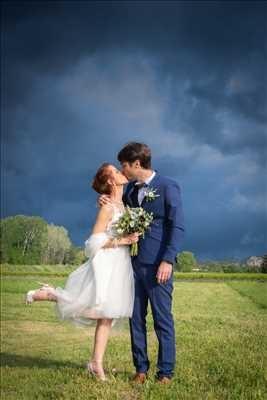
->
[130, 372, 147, 384]
[156, 376, 172, 384]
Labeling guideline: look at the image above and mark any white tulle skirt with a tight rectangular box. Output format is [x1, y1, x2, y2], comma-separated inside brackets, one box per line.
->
[50, 233, 135, 327]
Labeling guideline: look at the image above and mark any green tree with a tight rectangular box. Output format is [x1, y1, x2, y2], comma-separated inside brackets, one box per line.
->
[262, 254, 267, 274]
[63, 245, 87, 265]
[175, 251, 197, 272]
[0, 215, 79, 265]
[41, 224, 72, 264]
[1, 215, 47, 264]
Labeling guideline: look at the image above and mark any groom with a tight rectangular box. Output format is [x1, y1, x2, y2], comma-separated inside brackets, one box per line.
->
[102, 142, 185, 384]
[119, 142, 185, 384]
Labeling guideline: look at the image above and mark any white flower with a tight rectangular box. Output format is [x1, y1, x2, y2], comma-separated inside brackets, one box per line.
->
[144, 187, 160, 202]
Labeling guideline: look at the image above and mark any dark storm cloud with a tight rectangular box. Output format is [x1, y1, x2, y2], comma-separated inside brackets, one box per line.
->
[1, 0, 266, 259]
[3, 2, 266, 100]
[3, 1, 266, 157]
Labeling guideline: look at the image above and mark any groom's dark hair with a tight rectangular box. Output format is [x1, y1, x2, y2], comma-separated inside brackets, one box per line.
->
[117, 142, 151, 169]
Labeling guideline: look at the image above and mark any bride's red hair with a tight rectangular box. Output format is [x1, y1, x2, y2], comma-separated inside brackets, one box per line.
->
[92, 163, 113, 195]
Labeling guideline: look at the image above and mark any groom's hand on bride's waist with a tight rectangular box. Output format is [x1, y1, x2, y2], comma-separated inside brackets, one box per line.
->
[156, 261, 173, 284]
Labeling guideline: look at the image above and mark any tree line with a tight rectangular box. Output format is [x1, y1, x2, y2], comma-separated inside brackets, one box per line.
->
[176, 252, 267, 273]
[1, 215, 266, 272]
[0, 215, 86, 265]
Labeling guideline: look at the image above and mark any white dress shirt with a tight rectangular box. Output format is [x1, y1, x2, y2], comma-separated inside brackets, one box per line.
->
[136, 170, 156, 206]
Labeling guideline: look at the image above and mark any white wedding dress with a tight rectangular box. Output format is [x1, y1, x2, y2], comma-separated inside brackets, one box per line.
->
[50, 204, 135, 327]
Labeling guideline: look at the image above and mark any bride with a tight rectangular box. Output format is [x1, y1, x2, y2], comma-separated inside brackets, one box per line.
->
[25, 163, 139, 381]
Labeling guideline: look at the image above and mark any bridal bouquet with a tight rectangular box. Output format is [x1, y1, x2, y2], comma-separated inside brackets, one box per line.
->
[114, 206, 154, 256]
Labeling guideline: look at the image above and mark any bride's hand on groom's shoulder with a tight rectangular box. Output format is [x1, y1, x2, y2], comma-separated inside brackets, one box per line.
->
[98, 195, 112, 208]
[98, 182, 118, 207]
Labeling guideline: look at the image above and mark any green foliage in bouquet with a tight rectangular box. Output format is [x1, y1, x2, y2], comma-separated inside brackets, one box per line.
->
[114, 206, 153, 256]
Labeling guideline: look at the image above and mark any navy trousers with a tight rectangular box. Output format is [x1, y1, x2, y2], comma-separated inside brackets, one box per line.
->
[129, 260, 176, 378]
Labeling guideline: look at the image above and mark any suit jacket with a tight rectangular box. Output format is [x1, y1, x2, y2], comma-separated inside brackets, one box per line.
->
[122, 171, 185, 265]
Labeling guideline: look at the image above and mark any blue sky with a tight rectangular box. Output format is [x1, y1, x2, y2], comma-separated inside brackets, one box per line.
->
[1, 1, 266, 261]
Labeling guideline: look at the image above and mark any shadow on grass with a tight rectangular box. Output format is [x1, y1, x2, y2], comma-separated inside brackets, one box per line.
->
[0, 352, 132, 380]
[0, 352, 83, 370]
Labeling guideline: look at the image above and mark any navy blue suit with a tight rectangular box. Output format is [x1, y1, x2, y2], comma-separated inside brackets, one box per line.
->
[122, 171, 185, 378]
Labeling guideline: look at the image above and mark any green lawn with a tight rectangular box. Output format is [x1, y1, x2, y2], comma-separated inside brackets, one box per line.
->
[1, 277, 267, 399]
[2, 264, 267, 281]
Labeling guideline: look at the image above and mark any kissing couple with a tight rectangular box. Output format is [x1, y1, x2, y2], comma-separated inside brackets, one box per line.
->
[26, 142, 185, 384]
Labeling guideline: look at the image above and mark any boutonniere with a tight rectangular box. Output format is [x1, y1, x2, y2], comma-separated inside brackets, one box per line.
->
[144, 187, 160, 202]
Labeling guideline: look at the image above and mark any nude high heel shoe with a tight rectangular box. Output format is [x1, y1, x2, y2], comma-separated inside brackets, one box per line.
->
[25, 283, 56, 305]
[25, 290, 37, 304]
[87, 361, 107, 381]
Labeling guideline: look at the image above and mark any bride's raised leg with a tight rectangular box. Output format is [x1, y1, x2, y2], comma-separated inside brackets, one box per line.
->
[26, 288, 57, 304]
[88, 318, 113, 381]
[33, 289, 57, 301]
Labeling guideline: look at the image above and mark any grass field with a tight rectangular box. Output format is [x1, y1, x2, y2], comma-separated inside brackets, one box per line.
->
[1, 264, 267, 281]
[1, 276, 267, 399]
